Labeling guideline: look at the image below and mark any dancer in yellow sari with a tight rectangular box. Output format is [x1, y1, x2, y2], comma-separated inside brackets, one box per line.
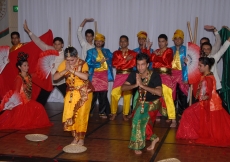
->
[53, 47, 93, 146]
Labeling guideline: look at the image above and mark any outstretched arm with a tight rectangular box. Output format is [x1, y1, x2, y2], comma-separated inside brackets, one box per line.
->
[212, 37, 230, 61]
[77, 18, 94, 47]
[23, 20, 54, 51]
[210, 29, 221, 56]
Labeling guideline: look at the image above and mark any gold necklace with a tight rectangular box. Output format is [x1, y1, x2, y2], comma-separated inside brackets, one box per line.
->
[139, 72, 150, 114]
[19, 73, 32, 99]
[121, 49, 129, 58]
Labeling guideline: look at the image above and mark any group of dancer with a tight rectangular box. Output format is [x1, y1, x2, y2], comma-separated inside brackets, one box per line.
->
[1, 18, 230, 154]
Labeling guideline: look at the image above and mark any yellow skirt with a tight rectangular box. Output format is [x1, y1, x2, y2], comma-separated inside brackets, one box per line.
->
[63, 90, 93, 133]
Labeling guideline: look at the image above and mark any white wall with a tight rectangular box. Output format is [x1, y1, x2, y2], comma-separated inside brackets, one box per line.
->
[18, 0, 230, 55]
[17, 0, 230, 103]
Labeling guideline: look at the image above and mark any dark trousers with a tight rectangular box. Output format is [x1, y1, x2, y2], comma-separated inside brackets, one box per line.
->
[36, 83, 67, 106]
[90, 91, 111, 115]
[36, 89, 51, 106]
[55, 83, 67, 97]
[175, 84, 188, 115]
[130, 87, 138, 112]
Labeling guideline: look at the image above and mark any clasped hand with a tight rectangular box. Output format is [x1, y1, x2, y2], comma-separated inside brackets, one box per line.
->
[136, 73, 144, 88]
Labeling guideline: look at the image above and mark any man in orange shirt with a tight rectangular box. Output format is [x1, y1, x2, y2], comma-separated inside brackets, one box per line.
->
[10, 32, 25, 52]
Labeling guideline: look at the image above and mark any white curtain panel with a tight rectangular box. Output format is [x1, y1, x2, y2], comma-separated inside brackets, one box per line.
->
[18, 0, 230, 103]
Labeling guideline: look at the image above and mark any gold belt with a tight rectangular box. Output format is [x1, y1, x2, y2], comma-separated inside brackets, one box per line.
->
[155, 67, 171, 75]
[116, 68, 133, 74]
[67, 82, 88, 91]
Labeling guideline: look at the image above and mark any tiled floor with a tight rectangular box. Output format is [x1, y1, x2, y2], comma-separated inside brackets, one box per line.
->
[0, 102, 230, 162]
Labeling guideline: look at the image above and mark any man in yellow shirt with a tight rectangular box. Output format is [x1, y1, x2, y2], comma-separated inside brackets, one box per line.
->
[171, 30, 189, 117]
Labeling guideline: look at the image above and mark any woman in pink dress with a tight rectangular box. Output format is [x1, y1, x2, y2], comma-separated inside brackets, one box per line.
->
[0, 52, 52, 130]
[176, 57, 230, 147]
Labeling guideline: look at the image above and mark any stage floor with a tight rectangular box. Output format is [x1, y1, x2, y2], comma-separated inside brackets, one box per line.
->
[0, 102, 230, 162]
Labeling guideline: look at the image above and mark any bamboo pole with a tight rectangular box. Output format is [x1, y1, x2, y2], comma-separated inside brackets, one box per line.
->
[187, 22, 194, 43]
[94, 21, 98, 33]
[187, 21, 194, 106]
[68, 17, 71, 46]
[193, 17, 198, 44]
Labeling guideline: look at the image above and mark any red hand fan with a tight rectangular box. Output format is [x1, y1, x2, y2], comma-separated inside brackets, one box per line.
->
[187, 42, 201, 84]
[0, 46, 10, 74]
[36, 50, 59, 79]
[0, 91, 22, 111]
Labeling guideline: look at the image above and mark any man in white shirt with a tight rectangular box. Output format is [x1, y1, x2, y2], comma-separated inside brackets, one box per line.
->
[23, 21, 66, 106]
[201, 37, 230, 91]
[77, 18, 95, 60]
[200, 26, 221, 55]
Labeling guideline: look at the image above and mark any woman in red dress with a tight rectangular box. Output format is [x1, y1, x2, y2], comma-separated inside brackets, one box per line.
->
[0, 52, 52, 130]
[176, 57, 230, 147]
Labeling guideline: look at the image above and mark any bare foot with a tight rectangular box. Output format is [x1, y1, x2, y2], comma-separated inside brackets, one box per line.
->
[127, 114, 133, 119]
[170, 119, 177, 127]
[123, 115, 129, 121]
[166, 119, 171, 123]
[77, 139, 84, 146]
[71, 138, 79, 144]
[109, 114, 116, 120]
[134, 150, 142, 155]
[147, 137, 159, 150]
[156, 118, 161, 122]
[99, 114, 107, 119]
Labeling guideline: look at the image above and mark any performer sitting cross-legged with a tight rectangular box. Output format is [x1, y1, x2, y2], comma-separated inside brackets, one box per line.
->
[121, 53, 163, 155]
[110, 35, 136, 121]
